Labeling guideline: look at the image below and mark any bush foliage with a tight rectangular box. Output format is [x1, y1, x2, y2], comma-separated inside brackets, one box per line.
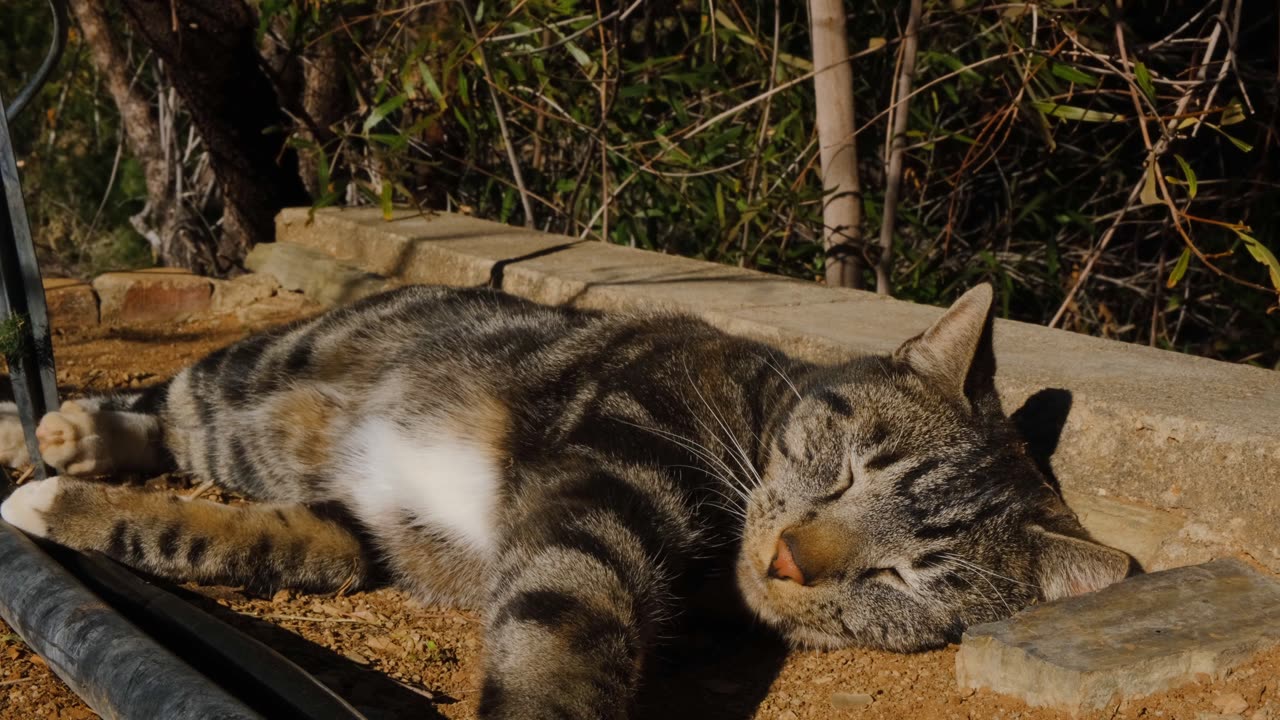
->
[3, 0, 1278, 366]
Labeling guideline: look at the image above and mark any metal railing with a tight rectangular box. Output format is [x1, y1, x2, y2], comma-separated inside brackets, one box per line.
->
[1, 0, 67, 478]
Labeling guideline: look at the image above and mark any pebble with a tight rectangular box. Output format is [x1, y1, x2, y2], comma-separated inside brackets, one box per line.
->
[831, 692, 874, 708]
[1214, 693, 1250, 715]
[777, 712, 798, 720]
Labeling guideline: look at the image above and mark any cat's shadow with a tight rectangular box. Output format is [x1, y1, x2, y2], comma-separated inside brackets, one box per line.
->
[638, 611, 789, 720]
[1009, 387, 1073, 493]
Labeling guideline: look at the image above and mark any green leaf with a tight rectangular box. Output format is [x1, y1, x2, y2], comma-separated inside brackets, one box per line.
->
[1050, 63, 1099, 87]
[1220, 99, 1247, 126]
[418, 61, 447, 111]
[362, 94, 407, 133]
[1172, 154, 1197, 199]
[1139, 162, 1161, 205]
[1206, 123, 1253, 152]
[1030, 100, 1126, 123]
[1235, 229, 1280, 291]
[565, 41, 597, 76]
[1166, 247, 1191, 288]
[1134, 62, 1156, 103]
[379, 181, 394, 221]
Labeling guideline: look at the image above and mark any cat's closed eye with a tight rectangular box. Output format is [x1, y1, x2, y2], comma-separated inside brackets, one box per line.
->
[822, 460, 855, 500]
[860, 566, 909, 589]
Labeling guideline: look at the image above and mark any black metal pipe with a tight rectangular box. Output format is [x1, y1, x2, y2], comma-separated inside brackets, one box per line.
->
[0, 523, 265, 720]
[4, 0, 70, 121]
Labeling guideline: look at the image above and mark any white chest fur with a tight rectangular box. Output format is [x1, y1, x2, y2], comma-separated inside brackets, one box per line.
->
[342, 419, 501, 553]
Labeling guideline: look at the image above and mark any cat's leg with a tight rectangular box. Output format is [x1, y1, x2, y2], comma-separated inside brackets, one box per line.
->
[478, 457, 699, 720]
[0, 390, 171, 475]
[0, 475, 369, 593]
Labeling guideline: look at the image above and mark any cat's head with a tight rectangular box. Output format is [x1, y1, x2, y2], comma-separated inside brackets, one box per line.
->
[736, 284, 1130, 651]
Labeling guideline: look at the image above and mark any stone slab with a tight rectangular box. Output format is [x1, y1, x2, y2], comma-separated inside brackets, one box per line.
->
[277, 209, 842, 313]
[1059, 490, 1185, 571]
[955, 559, 1280, 714]
[42, 278, 98, 330]
[245, 242, 395, 307]
[92, 269, 213, 326]
[273, 206, 1280, 572]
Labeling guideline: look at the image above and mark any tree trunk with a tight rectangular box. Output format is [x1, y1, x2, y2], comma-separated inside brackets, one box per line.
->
[115, 0, 310, 275]
[67, 0, 185, 264]
[808, 0, 865, 289]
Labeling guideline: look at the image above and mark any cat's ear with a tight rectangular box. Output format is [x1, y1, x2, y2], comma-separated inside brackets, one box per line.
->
[894, 284, 998, 411]
[1030, 526, 1132, 601]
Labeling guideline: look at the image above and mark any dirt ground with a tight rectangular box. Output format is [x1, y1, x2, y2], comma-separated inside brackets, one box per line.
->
[2, 306, 1278, 720]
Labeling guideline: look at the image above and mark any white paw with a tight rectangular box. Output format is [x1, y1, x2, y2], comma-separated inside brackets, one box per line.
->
[36, 401, 108, 474]
[1, 476, 62, 537]
[0, 403, 30, 468]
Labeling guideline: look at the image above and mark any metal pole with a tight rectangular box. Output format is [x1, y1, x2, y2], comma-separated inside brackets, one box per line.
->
[0, 0, 67, 478]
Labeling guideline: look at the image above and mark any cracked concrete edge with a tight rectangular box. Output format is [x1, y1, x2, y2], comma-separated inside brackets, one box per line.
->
[273, 206, 1280, 573]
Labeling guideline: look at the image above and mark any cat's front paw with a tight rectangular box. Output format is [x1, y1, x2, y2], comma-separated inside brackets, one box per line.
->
[0, 475, 62, 538]
[0, 403, 31, 468]
[37, 401, 110, 475]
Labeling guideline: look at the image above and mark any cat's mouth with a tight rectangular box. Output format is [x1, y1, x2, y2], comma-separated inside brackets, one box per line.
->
[736, 526, 812, 615]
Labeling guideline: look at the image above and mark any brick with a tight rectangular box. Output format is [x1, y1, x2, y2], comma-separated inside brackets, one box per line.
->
[42, 278, 98, 330]
[93, 269, 213, 326]
[955, 559, 1280, 714]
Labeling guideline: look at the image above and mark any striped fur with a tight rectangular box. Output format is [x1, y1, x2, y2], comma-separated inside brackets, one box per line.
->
[0, 284, 1130, 718]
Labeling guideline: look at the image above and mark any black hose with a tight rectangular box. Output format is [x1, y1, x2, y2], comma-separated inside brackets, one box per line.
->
[4, 0, 70, 121]
[54, 547, 368, 720]
[0, 523, 263, 720]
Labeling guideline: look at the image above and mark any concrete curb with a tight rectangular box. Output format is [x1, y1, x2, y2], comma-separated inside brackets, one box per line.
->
[270, 207, 1280, 573]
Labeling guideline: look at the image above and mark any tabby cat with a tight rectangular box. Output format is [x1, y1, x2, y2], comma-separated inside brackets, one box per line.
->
[0, 282, 1130, 718]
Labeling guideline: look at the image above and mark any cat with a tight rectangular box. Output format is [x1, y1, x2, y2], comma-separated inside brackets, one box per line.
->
[0, 282, 1130, 718]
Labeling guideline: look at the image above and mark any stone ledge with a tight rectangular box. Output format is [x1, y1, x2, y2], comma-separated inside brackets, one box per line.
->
[274, 207, 1280, 572]
[955, 559, 1280, 714]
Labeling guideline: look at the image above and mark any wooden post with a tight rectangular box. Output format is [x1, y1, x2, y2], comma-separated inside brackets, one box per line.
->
[808, 0, 865, 288]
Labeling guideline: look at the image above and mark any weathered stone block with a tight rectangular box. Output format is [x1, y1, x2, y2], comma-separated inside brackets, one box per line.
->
[211, 273, 280, 314]
[42, 278, 98, 330]
[1060, 490, 1185, 570]
[955, 559, 1280, 715]
[234, 291, 319, 325]
[245, 243, 394, 307]
[93, 269, 213, 326]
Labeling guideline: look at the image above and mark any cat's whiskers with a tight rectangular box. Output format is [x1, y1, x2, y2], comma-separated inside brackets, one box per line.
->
[681, 360, 765, 491]
[615, 418, 753, 506]
[927, 554, 1021, 615]
[937, 552, 1039, 589]
[919, 559, 994, 609]
[762, 352, 802, 402]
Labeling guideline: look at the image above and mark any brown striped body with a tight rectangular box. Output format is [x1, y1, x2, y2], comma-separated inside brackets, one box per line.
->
[0, 284, 1131, 718]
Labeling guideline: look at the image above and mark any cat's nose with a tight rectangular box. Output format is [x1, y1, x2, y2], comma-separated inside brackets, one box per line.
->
[769, 533, 806, 585]
[769, 524, 848, 585]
